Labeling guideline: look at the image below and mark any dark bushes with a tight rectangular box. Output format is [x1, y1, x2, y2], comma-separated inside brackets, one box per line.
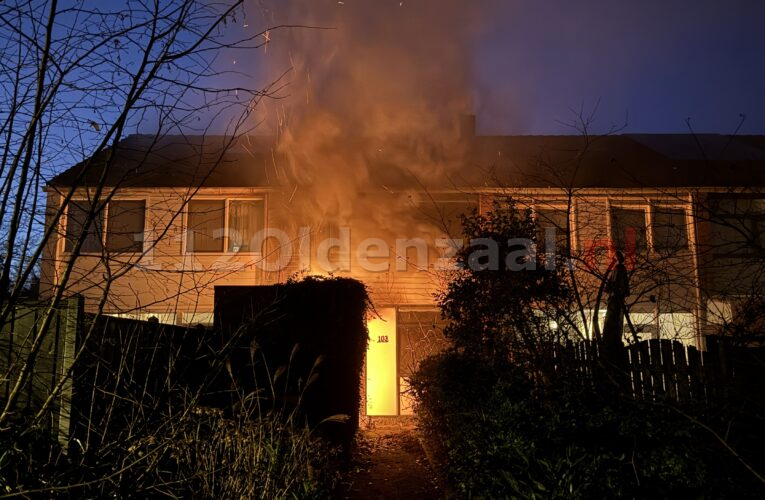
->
[411, 350, 765, 499]
[412, 198, 765, 498]
[0, 407, 340, 498]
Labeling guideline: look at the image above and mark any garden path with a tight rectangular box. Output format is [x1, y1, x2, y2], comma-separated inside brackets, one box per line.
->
[341, 419, 443, 499]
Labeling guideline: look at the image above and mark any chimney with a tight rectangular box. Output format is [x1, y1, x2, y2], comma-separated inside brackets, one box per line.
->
[459, 114, 476, 139]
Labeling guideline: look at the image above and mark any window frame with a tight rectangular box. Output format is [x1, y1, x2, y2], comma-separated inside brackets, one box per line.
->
[64, 198, 147, 255]
[650, 204, 690, 253]
[573, 198, 609, 253]
[63, 199, 104, 255]
[183, 196, 267, 255]
[410, 192, 480, 238]
[609, 204, 649, 254]
[105, 199, 147, 254]
[533, 203, 571, 252]
[707, 195, 765, 258]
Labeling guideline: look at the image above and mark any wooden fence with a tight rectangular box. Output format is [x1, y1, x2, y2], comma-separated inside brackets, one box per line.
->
[71, 313, 209, 451]
[0, 297, 208, 450]
[552, 337, 765, 404]
[0, 296, 81, 446]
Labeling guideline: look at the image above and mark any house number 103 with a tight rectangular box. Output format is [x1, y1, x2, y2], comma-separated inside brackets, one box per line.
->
[377, 335, 389, 343]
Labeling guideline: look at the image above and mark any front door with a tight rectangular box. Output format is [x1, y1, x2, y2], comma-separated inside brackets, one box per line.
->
[365, 308, 397, 415]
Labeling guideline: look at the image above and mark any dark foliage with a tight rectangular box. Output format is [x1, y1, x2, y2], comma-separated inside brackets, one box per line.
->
[438, 198, 574, 372]
[0, 418, 68, 494]
[411, 350, 765, 499]
[0, 407, 340, 498]
[413, 199, 765, 498]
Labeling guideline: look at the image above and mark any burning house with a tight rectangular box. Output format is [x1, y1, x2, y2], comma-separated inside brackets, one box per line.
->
[40, 129, 765, 416]
[32, 0, 765, 417]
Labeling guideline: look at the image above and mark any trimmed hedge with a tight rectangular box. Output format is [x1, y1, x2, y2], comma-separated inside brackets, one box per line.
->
[214, 276, 370, 452]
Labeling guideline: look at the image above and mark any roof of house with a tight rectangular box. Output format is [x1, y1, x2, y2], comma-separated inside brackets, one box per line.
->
[48, 132, 765, 191]
[47, 134, 277, 190]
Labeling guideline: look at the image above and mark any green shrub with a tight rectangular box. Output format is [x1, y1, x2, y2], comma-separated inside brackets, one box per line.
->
[411, 350, 764, 499]
[438, 200, 574, 369]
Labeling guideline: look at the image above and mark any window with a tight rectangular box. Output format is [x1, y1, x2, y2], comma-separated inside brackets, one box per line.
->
[110, 312, 177, 325]
[187, 200, 225, 252]
[66, 200, 146, 253]
[709, 197, 765, 256]
[707, 299, 733, 325]
[65, 199, 146, 253]
[575, 200, 607, 252]
[228, 200, 265, 252]
[106, 200, 145, 252]
[535, 207, 569, 250]
[652, 207, 688, 252]
[65, 200, 104, 253]
[658, 313, 696, 347]
[413, 193, 478, 238]
[610, 207, 647, 252]
[182, 312, 214, 326]
[186, 199, 265, 253]
[628, 312, 658, 340]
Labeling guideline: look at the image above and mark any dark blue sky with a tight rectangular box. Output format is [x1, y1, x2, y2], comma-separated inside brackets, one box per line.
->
[473, 0, 765, 134]
[129, 0, 765, 138]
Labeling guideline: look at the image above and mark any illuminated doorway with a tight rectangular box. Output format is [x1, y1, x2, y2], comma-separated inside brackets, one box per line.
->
[366, 308, 398, 416]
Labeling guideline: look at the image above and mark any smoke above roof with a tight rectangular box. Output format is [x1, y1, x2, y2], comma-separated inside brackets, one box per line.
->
[250, 0, 485, 230]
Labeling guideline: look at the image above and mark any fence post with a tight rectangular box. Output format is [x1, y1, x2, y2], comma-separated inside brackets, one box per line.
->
[673, 341, 690, 402]
[637, 341, 652, 400]
[686, 345, 705, 402]
[660, 340, 678, 401]
[649, 339, 664, 398]
[627, 343, 643, 400]
[704, 336, 720, 400]
[56, 295, 82, 449]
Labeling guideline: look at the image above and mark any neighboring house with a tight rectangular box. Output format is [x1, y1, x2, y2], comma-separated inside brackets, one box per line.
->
[40, 129, 765, 416]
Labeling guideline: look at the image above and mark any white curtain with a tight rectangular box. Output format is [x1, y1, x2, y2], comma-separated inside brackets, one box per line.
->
[229, 200, 264, 252]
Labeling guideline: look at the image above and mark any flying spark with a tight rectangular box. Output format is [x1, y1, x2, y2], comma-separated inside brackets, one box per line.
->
[263, 30, 271, 53]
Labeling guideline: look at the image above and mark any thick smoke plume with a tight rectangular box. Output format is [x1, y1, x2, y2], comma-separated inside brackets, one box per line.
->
[253, 0, 484, 235]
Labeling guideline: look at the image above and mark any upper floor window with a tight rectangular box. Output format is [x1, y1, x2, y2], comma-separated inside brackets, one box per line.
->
[186, 198, 265, 253]
[65, 200, 103, 253]
[411, 193, 479, 238]
[652, 206, 688, 252]
[709, 197, 765, 256]
[187, 200, 225, 252]
[610, 207, 647, 253]
[575, 200, 608, 252]
[106, 200, 146, 252]
[65, 199, 145, 254]
[535, 206, 569, 251]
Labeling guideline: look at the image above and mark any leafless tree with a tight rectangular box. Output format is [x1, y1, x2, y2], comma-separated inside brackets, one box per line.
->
[0, 0, 331, 495]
